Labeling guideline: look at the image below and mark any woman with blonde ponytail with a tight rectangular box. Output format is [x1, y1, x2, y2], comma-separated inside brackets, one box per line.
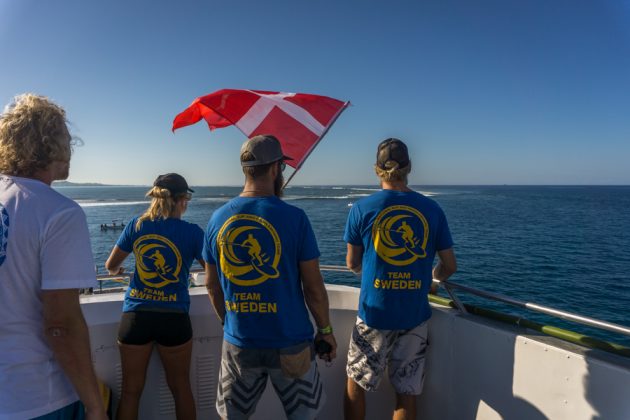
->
[105, 173, 204, 420]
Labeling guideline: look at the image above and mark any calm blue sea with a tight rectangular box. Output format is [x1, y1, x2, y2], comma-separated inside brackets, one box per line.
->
[56, 185, 630, 347]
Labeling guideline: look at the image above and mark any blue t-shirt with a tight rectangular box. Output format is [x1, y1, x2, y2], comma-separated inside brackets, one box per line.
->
[117, 217, 204, 313]
[344, 190, 453, 330]
[203, 196, 320, 348]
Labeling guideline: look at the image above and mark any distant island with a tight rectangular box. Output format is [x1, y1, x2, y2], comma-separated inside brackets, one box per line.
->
[53, 181, 112, 187]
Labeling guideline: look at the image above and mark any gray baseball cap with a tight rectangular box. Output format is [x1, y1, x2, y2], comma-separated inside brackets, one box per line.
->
[240, 135, 293, 167]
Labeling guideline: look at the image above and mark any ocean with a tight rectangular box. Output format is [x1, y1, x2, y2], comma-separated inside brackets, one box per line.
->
[56, 185, 630, 347]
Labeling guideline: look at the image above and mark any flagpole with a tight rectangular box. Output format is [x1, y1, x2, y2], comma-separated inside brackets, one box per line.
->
[282, 101, 350, 190]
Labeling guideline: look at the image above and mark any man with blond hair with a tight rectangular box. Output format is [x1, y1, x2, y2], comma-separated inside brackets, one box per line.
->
[343, 138, 457, 420]
[0, 94, 107, 419]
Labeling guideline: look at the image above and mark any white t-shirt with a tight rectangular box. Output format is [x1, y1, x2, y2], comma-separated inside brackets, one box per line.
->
[0, 175, 97, 419]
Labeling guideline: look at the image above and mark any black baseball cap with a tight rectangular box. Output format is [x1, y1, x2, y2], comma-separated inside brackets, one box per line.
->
[376, 138, 410, 170]
[240, 134, 293, 167]
[153, 173, 194, 195]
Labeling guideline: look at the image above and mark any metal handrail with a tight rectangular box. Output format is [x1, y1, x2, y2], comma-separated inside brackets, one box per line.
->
[319, 264, 356, 272]
[433, 279, 630, 338]
[94, 264, 630, 338]
[318, 264, 630, 338]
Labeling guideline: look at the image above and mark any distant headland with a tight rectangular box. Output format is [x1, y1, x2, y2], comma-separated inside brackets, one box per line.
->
[53, 181, 113, 187]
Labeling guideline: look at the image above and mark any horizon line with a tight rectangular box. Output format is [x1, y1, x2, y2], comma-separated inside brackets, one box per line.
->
[55, 181, 630, 188]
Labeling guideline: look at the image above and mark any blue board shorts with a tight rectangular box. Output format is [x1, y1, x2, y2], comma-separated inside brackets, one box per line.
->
[217, 340, 325, 420]
[346, 318, 429, 395]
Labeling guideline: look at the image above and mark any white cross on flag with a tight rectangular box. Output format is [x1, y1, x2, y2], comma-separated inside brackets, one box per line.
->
[172, 89, 349, 170]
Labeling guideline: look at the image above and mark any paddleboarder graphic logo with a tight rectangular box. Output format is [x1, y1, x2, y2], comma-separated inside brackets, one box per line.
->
[0, 204, 8, 267]
[218, 214, 281, 286]
[372, 205, 429, 266]
[133, 234, 182, 288]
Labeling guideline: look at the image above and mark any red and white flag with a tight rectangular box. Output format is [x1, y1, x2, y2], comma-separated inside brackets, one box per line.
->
[172, 89, 349, 169]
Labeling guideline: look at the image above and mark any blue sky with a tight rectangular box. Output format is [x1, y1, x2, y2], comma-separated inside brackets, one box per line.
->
[1, 0, 630, 186]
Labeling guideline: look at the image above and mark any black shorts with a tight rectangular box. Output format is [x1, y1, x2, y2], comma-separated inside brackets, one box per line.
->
[118, 311, 193, 347]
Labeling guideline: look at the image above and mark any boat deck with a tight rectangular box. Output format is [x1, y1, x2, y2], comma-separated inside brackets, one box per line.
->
[81, 285, 630, 419]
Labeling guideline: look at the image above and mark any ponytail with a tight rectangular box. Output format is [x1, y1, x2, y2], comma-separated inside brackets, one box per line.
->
[135, 186, 179, 231]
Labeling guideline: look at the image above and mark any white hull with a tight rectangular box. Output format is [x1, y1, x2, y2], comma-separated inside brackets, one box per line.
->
[81, 285, 630, 419]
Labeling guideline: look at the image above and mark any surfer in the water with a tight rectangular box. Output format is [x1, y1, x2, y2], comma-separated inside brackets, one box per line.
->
[105, 173, 204, 420]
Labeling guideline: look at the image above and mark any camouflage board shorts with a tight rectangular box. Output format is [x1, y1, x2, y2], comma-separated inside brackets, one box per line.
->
[346, 318, 428, 395]
[217, 340, 325, 420]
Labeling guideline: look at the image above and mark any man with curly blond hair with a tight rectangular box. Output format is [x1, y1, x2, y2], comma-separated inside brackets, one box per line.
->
[343, 138, 458, 420]
[0, 94, 107, 419]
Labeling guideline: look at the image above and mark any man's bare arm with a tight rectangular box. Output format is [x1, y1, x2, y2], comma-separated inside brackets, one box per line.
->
[433, 248, 457, 281]
[346, 243, 363, 274]
[300, 258, 337, 361]
[205, 263, 226, 324]
[42, 289, 107, 420]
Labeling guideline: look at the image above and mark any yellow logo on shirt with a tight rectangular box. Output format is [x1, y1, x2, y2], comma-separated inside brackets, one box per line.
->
[133, 234, 182, 288]
[217, 214, 281, 286]
[372, 205, 429, 266]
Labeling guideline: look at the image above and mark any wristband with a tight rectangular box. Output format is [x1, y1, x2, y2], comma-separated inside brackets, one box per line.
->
[318, 325, 333, 335]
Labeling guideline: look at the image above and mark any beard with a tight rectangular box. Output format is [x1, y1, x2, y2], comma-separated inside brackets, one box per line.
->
[53, 160, 70, 181]
[274, 171, 284, 197]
